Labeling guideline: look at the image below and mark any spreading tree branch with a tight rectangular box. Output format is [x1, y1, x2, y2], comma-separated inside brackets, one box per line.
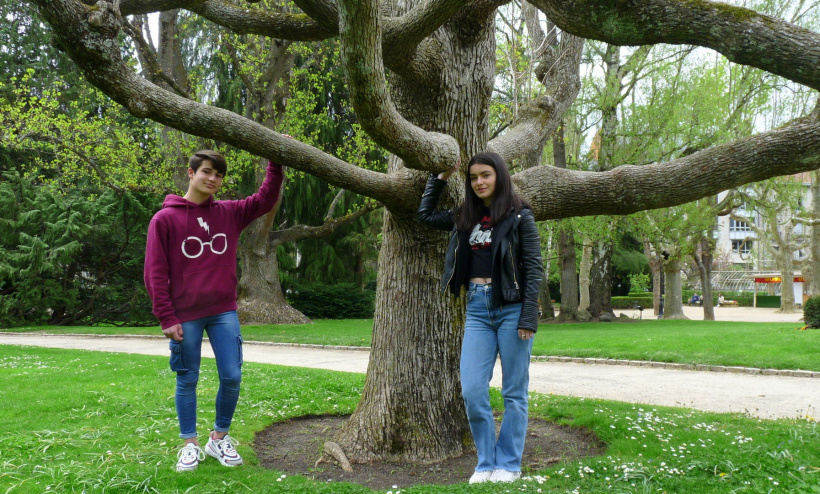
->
[337, 0, 460, 172]
[270, 200, 381, 246]
[530, 0, 820, 91]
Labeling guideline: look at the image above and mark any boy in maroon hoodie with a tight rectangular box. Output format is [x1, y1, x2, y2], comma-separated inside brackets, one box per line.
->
[144, 150, 283, 472]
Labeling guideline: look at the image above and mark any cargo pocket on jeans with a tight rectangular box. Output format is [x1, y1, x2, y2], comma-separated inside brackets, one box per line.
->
[237, 335, 244, 368]
[169, 340, 188, 372]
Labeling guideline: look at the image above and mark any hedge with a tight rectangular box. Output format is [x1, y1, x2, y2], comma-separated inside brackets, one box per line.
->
[287, 283, 375, 319]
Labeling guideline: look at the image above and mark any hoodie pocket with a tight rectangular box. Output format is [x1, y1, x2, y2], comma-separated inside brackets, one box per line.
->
[174, 265, 237, 310]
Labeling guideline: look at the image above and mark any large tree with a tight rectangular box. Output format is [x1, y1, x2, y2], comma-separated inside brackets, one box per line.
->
[30, 0, 820, 463]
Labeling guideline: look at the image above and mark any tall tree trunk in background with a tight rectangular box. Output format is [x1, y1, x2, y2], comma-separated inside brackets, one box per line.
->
[234, 40, 306, 324]
[588, 237, 615, 319]
[558, 229, 579, 321]
[694, 237, 715, 320]
[645, 242, 662, 315]
[662, 256, 687, 319]
[776, 248, 797, 312]
[586, 45, 624, 320]
[807, 170, 820, 298]
[577, 240, 592, 318]
[237, 204, 312, 325]
[540, 232, 555, 320]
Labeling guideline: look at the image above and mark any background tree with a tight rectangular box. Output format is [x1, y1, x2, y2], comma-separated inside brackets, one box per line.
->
[30, 0, 820, 465]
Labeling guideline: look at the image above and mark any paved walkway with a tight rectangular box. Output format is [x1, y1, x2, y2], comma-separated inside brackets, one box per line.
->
[2, 328, 818, 421]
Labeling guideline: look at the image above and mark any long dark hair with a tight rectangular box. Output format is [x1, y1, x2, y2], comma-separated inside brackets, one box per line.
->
[454, 152, 525, 232]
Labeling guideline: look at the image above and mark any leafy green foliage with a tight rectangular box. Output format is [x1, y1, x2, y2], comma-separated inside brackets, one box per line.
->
[803, 295, 820, 328]
[0, 171, 158, 326]
[287, 283, 375, 319]
[611, 295, 654, 309]
[628, 272, 651, 293]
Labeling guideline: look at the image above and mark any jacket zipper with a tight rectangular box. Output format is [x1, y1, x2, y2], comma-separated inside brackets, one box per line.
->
[508, 241, 519, 290]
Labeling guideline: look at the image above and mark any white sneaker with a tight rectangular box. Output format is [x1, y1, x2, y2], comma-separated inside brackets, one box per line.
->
[204, 433, 243, 467]
[469, 470, 494, 484]
[176, 443, 205, 472]
[491, 469, 521, 483]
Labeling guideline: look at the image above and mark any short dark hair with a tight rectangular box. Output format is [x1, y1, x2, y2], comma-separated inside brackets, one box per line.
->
[189, 150, 227, 175]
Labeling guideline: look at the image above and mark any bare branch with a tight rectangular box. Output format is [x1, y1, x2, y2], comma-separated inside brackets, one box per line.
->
[488, 33, 583, 163]
[529, 0, 820, 91]
[190, 0, 336, 41]
[270, 201, 380, 246]
[326, 189, 345, 221]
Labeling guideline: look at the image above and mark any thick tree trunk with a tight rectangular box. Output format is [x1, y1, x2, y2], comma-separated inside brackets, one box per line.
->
[237, 209, 311, 325]
[578, 240, 592, 314]
[808, 170, 820, 298]
[558, 229, 579, 321]
[694, 237, 715, 321]
[540, 233, 555, 320]
[336, 6, 495, 462]
[661, 257, 688, 320]
[588, 239, 615, 319]
[644, 242, 662, 315]
[776, 251, 798, 313]
[336, 211, 469, 462]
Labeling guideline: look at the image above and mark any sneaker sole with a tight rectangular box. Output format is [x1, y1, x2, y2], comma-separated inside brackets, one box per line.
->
[205, 447, 243, 467]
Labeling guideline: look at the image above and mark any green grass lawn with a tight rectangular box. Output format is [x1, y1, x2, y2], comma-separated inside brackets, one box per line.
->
[8, 318, 820, 371]
[1, 346, 817, 493]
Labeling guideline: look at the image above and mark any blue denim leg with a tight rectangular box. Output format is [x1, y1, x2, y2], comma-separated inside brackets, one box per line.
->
[460, 283, 530, 473]
[461, 283, 498, 472]
[174, 318, 206, 439]
[495, 302, 532, 472]
[172, 311, 242, 439]
[204, 311, 243, 434]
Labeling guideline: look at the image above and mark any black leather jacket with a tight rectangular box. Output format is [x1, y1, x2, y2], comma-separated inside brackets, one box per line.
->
[416, 175, 543, 332]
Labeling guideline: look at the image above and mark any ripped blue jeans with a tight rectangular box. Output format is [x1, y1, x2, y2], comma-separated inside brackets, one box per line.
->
[169, 310, 243, 439]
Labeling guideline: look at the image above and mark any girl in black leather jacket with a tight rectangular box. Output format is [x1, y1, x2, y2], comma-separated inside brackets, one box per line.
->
[416, 152, 543, 484]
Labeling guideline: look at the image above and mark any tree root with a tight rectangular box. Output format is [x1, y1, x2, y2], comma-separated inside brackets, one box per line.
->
[314, 441, 353, 472]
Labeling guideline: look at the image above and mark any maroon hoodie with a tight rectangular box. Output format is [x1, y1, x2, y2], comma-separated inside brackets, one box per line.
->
[144, 161, 283, 329]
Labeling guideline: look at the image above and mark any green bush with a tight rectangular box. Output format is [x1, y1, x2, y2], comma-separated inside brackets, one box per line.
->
[803, 295, 820, 328]
[288, 283, 375, 319]
[612, 295, 653, 309]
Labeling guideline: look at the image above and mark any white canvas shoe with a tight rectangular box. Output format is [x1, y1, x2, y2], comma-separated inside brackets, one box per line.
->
[469, 470, 494, 484]
[490, 469, 521, 483]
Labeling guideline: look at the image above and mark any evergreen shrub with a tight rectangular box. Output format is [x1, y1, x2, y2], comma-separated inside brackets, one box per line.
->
[803, 296, 820, 328]
[612, 295, 653, 309]
[288, 283, 375, 319]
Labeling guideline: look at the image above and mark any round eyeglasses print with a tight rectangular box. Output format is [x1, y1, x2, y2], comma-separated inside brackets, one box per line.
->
[181, 233, 228, 258]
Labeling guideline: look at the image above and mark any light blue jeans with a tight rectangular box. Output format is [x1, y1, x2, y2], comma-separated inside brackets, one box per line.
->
[169, 310, 243, 439]
[462, 283, 532, 473]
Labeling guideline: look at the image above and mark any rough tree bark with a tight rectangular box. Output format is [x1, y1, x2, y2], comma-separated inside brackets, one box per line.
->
[33, 0, 820, 464]
[558, 229, 579, 321]
[661, 255, 688, 320]
[692, 237, 716, 321]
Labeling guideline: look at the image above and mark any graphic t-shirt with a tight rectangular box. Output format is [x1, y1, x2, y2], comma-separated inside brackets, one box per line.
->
[469, 209, 493, 279]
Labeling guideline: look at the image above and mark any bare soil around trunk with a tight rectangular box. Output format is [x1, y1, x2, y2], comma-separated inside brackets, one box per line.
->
[253, 414, 605, 490]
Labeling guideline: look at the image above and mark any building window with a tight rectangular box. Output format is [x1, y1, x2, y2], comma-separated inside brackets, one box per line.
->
[732, 240, 753, 255]
[730, 219, 752, 232]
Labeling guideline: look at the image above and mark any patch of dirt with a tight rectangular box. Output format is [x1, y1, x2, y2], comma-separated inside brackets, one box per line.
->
[253, 414, 606, 490]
